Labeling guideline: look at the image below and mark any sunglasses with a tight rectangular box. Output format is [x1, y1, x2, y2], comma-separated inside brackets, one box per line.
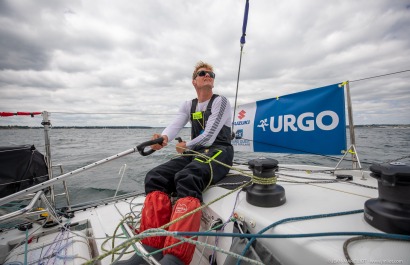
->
[196, 70, 215, 79]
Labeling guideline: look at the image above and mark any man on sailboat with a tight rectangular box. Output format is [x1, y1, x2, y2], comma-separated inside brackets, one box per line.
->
[137, 61, 233, 264]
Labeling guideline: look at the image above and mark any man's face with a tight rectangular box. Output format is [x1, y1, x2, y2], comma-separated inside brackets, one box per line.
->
[193, 67, 215, 89]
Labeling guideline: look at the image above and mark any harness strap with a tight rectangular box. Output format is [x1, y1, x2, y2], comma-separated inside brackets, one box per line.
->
[190, 94, 219, 138]
[190, 94, 219, 116]
[194, 149, 223, 164]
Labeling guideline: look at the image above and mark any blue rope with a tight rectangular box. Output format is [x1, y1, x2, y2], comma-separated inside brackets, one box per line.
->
[238, 209, 364, 265]
[176, 230, 410, 241]
[172, 210, 410, 265]
[54, 240, 76, 260]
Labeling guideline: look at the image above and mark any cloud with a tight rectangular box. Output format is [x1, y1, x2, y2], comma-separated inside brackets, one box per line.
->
[0, 0, 409, 127]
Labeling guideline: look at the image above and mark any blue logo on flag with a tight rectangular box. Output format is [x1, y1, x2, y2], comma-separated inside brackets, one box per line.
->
[235, 129, 243, 139]
[252, 83, 346, 155]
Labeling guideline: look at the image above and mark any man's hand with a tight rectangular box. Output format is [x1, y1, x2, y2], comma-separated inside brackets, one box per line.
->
[176, 141, 187, 154]
[150, 134, 168, 150]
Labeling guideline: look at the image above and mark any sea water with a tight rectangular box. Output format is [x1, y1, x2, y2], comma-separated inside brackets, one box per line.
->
[0, 127, 409, 206]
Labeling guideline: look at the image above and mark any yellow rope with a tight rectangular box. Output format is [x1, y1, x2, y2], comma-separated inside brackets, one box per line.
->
[83, 178, 251, 265]
[278, 175, 373, 198]
[307, 182, 373, 199]
[85, 148, 279, 264]
[252, 175, 277, 185]
[84, 149, 375, 264]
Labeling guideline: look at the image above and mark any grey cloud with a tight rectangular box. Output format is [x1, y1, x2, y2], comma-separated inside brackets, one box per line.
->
[0, 30, 50, 70]
[0, 0, 409, 126]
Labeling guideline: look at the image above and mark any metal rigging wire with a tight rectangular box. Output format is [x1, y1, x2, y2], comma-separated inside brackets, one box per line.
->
[232, 0, 250, 136]
[350, 69, 410, 83]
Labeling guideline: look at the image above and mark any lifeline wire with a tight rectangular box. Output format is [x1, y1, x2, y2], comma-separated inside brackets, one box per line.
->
[233, 136, 368, 166]
[3, 69, 409, 118]
[349, 69, 410, 83]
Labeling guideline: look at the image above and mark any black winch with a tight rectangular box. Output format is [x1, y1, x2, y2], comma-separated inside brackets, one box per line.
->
[364, 162, 410, 235]
[246, 158, 286, 207]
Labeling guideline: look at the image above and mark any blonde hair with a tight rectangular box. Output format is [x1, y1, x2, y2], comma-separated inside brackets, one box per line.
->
[192, 61, 214, 80]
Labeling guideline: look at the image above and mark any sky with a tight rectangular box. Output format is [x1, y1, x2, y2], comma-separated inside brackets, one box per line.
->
[1, 0, 410, 127]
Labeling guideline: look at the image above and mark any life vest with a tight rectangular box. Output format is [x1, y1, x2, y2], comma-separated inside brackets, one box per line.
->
[190, 94, 232, 149]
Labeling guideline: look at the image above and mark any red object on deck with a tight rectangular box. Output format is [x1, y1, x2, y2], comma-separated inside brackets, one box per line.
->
[163, 196, 202, 265]
[139, 191, 172, 249]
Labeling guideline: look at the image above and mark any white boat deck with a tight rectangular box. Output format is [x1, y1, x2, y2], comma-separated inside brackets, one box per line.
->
[1, 165, 409, 265]
[202, 164, 410, 265]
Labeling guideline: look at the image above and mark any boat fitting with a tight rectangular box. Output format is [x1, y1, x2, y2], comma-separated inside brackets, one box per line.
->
[364, 161, 410, 235]
[246, 158, 286, 207]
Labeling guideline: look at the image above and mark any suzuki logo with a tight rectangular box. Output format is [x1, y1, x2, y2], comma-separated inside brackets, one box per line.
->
[238, 110, 246, 120]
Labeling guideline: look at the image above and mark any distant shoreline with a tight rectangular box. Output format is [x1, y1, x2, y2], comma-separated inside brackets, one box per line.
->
[0, 125, 409, 130]
[0, 126, 156, 129]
